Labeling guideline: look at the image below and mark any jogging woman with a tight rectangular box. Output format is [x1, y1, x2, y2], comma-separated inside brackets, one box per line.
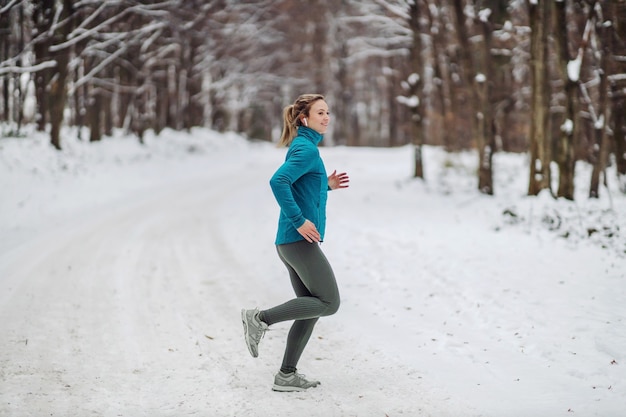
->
[241, 94, 349, 392]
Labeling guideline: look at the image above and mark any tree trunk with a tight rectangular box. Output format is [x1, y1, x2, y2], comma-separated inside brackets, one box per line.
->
[426, 0, 453, 151]
[452, 0, 494, 194]
[553, 0, 578, 200]
[184, 40, 204, 130]
[131, 81, 149, 144]
[87, 89, 103, 142]
[388, 55, 399, 148]
[527, 0, 552, 196]
[103, 91, 113, 137]
[408, 0, 425, 179]
[168, 63, 178, 130]
[333, 34, 351, 146]
[589, 2, 610, 199]
[155, 85, 167, 135]
[612, 2, 626, 192]
[614, 95, 626, 193]
[32, 0, 55, 133]
[44, 0, 74, 150]
[311, 0, 327, 95]
[15, 4, 25, 131]
[476, 8, 495, 195]
[116, 66, 132, 130]
[72, 63, 85, 138]
[1, 8, 8, 122]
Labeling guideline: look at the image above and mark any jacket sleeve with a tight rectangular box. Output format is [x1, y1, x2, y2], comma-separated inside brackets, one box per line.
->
[269, 143, 317, 229]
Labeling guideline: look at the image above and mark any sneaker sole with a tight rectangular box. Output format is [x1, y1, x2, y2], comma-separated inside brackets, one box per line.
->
[272, 383, 318, 392]
[241, 309, 258, 358]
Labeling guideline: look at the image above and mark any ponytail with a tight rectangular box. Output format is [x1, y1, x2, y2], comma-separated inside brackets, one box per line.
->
[278, 93, 325, 147]
[278, 105, 298, 147]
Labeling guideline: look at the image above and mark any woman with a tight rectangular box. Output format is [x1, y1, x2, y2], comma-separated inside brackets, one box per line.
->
[241, 94, 349, 392]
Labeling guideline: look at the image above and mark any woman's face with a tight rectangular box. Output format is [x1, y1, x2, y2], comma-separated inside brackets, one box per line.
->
[303, 100, 330, 134]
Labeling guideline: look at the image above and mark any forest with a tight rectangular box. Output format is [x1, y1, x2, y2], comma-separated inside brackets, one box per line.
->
[1, 0, 625, 200]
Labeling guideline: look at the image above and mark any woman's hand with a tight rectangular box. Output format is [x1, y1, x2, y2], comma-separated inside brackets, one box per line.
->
[328, 170, 350, 190]
[297, 219, 321, 243]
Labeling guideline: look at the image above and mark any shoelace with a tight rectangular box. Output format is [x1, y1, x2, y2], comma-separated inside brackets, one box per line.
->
[255, 327, 266, 342]
[252, 318, 268, 342]
[292, 372, 318, 385]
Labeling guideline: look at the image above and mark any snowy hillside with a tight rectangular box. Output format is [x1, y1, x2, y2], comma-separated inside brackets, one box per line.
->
[1, 128, 624, 417]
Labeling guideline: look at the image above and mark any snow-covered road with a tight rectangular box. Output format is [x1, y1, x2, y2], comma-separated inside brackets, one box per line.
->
[1, 130, 624, 416]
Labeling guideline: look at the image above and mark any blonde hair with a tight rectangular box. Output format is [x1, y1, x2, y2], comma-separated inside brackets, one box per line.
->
[278, 94, 325, 147]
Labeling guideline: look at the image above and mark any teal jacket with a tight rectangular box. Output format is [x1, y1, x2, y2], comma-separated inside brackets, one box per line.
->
[270, 126, 329, 245]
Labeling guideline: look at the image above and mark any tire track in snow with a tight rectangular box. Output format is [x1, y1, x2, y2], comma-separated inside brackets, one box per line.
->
[0, 161, 263, 416]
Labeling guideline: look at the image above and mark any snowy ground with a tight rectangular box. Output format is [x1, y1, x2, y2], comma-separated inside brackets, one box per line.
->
[1, 127, 624, 417]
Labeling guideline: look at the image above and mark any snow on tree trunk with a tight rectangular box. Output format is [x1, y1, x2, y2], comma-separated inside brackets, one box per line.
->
[554, 0, 578, 200]
[452, 0, 494, 194]
[527, 0, 552, 196]
[611, 2, 626, 193]
[589, 1, 611, 199]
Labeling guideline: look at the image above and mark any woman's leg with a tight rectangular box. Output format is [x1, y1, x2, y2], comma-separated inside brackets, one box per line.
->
[262, 241, 340, 325]
[280, 317, 318, 374]
[261, 240, 340, 373]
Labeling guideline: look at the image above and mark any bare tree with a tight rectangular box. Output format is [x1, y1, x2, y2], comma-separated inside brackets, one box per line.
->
[588, 0, 611, 198]
[30, 0, 76, 150]
[450, 0, 495, 194]
[553, 0, 581, 200]
[0, 0, 26, 131]
[405, 0, 426, 178]
[527, 0, 552, 196]
[611, 1, 626, 193]
[425, 0, 455, 151]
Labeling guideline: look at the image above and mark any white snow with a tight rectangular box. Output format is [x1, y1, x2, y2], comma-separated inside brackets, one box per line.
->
[478, 8, 492, 23]
[407, 72, 420, 86]
[561, 119, 574, 134]
[1, 127, 625, 417]
[595, 114, 605, 130]
[396, 95, 420, 108]
[568, 18, 594, 85]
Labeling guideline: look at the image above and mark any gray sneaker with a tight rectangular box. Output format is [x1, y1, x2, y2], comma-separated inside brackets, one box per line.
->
[241, 308, 268, 358]
[272, 371, 321, 392]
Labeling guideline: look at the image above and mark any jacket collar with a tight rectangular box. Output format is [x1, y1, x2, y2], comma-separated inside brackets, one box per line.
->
[297, 126, 323, 145]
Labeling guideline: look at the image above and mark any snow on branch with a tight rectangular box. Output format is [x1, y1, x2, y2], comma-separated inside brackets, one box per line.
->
[373, 0, 410, 20]
[345, 47, 409, 65]
[0, 0, 20, 15]
[478, 8, 492, 23]
[560, 119, 574, 135]
[349, 34, 412, 51]
[568, 17, 594, 83]
[69, 47, 127, 94]
[407, 73, 420, 85]
[0, 60, 57, 76]
[49, 12, 130, 53]
[579, 82, 600, 128]
[50, 3, 171, 53]
[397, 95, 420, 108]
[340, 15, 411, 37]
[72, 2, 122, 34]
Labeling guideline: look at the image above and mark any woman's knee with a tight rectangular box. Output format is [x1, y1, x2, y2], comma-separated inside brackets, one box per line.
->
[323, 294, 340, 316]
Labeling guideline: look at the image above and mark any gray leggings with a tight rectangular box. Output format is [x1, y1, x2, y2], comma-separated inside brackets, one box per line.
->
[261, 240, 340, 372]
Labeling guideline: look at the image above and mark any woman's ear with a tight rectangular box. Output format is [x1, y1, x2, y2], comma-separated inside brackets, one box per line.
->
[302, 117, 308, 127]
